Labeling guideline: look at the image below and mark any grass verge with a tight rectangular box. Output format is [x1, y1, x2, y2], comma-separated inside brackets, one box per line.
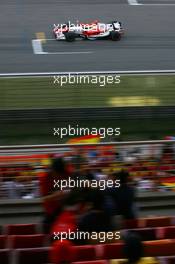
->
[0, 75, 175, 109]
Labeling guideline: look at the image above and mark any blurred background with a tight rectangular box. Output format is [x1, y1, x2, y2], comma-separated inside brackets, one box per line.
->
[1, 0, 175, 262]
[1, 74, 175, 144]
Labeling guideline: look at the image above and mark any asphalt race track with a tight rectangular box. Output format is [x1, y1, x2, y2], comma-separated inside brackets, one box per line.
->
[0, 0, 175, 73]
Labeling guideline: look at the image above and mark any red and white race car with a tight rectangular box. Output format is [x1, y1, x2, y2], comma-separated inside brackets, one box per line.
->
[53, 20, 124, 42]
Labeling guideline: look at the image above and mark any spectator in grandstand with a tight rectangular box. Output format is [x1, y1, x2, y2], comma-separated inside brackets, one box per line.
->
[122, 231, 159, 264]
[50, 239, 75, 264]
[103, 172, 119, 217]
[94, 168, 107, 180]
[1, 175, 20, 199]
[109, 170, 137, 220]
[21, 176, 40, 199]
[161, 144, 174, 161]
[50, 187, 115, 244]
[73, 164, 95, 181]
[1, 167, 28, 199]
[39, 157, 74, 233]
[77, 188, 114, 241]
[50, 189, 82, 238]
[49, 189, 84, 264]
[72, 148, 86, 170]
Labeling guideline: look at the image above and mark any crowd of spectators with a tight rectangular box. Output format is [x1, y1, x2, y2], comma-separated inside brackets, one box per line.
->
[39, 157, 159, 264]
[0, 143, 175, 264]
[0, 143, 175, 199]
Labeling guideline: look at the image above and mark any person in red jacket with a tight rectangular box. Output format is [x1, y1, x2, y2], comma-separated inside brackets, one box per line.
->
[49, 190, 83, 264]
[50, 239, 75, 264]
[39, 157, 74, 233]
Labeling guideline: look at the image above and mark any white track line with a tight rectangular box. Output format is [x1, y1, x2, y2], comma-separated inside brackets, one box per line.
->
[127, 0, 142, 5]
[32, 38, 93, 55]
[32, 39, 47, 54]
[39, 39, 56, 41]
[40, 52, 93, 55]
[1, 70, 175, 78]
[141, 3, 175, 5]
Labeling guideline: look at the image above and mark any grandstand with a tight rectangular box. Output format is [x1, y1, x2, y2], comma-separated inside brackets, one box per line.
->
[0, 141, 175, 264]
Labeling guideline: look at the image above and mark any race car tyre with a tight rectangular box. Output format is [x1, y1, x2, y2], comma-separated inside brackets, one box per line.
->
[64, 32, 76, 42]
[86, 37, 97, 40]
[110, 31, 121, 41]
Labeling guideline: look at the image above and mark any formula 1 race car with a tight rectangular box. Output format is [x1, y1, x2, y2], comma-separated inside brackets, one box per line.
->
[53, 20, 124, 42]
